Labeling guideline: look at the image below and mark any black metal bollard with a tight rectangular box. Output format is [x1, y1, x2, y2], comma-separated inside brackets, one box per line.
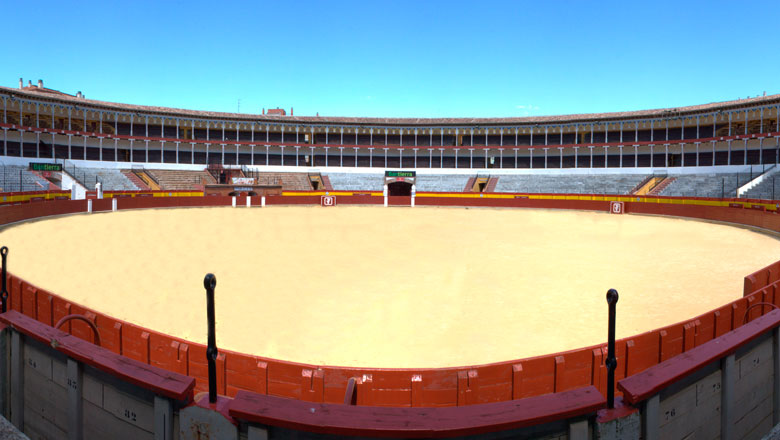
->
[0, 246, 7, 313]
[204, 273, 218, 404]
[606, 288, 619, 409]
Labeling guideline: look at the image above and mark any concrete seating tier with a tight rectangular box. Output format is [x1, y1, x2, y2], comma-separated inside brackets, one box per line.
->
[253, 173, 312, 191]
[415, 175, 471, 192]
[742, 173, 780, 200]
[494, 174, 646, 195]
[74, 168, 139, 191]
[325, 173, 383, 191]
[659, 173, 745, 198]
[0, 165, 51, 192]
[146, 169, 216, 190]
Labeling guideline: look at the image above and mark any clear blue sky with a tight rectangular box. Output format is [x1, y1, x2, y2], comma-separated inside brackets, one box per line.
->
[3, 0, 778, 119]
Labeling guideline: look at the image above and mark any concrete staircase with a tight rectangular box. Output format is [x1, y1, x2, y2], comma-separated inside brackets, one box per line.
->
[648, 177, 675, 195]
[122, 170, 149, 190]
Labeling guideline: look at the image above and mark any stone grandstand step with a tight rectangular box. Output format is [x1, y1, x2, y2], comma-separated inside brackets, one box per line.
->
[494, 174, 645, 195]
[146, 169, 216, 191]
[320, 175, 334, 191]
[743, 174, 780, 201]
[74, 168, 140, 191]
[325, 173, 383, 191]
[0, 165, 51, 192]
[122, 170, 149, 190]
[485, 176, 499, 192]
[659, 173, 747, 198]
[253, 172, 312, 191]
[464, 177, 476, 192]
[648, 177, 675, 195]
[415, 175, 470, 192]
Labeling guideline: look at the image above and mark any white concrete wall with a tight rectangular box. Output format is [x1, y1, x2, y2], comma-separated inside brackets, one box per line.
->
[59, 170, 86, 199]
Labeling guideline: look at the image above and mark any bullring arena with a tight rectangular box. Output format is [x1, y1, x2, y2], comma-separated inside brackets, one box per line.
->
[2, 82, 780, 439]
[2, 206, 780, 369]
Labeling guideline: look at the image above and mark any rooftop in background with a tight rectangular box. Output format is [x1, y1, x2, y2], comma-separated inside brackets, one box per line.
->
[3, 81, 780, 126]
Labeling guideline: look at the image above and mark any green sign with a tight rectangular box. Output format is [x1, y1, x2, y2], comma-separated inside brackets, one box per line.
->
[385, 171, 415, 178]
[29, 163, 62, 172]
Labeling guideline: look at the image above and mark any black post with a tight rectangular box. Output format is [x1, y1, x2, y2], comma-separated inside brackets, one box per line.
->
[1, 247, 7, 313]
[606, 288, 619, 409]
[204, 273, 218, 404]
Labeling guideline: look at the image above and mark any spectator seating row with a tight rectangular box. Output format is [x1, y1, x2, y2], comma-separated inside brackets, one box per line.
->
[494, 174, 646, 195]
[0, 165, 51, 192]
[659, 173, 746, 198]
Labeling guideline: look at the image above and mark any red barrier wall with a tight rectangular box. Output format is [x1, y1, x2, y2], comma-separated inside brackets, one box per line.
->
[1, 193, 779, 407]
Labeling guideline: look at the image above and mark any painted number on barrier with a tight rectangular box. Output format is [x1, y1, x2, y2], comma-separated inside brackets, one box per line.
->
[123, 409, 137, 422]
[321, 196, 337, 207]
[610, 201, 624, 214]
[664, 408, 676, 421]
[67, 378, 79, 391]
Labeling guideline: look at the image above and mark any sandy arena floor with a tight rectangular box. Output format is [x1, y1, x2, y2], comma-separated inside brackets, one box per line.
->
[1, 206, 779, 368]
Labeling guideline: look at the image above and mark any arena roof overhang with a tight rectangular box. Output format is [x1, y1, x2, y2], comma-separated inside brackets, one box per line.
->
[1, 85, 779, 129]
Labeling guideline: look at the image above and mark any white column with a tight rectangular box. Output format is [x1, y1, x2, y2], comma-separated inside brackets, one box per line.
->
[665, 144, 669, 167]
[589, 146, 593, 168]
[634, 145, 638, 167]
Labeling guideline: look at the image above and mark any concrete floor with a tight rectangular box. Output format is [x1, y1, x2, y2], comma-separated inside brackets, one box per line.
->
[0, 416, 27, 440]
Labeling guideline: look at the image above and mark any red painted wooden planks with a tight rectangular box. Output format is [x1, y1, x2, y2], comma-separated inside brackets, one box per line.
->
[618, 309, 780, 404]
[0, 310, 195, 401]
[228, 385, 604, 438]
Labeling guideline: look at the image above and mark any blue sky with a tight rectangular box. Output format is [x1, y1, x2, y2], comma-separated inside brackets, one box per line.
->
[3, 0, 778, 118]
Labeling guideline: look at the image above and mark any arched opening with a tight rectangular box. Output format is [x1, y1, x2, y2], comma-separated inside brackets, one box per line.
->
[387, 181, 412, 196]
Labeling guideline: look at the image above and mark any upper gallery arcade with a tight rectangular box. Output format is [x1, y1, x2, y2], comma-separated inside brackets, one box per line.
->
[1, 79, 779, 169]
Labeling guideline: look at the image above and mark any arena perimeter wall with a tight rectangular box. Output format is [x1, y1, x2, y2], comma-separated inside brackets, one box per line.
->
[1, 193, 780, 409]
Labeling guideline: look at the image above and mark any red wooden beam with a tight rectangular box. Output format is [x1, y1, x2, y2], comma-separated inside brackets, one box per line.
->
[228, 386, 604, 438]
[0, 310, 195, 401]
[618, 309, 780, 404]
